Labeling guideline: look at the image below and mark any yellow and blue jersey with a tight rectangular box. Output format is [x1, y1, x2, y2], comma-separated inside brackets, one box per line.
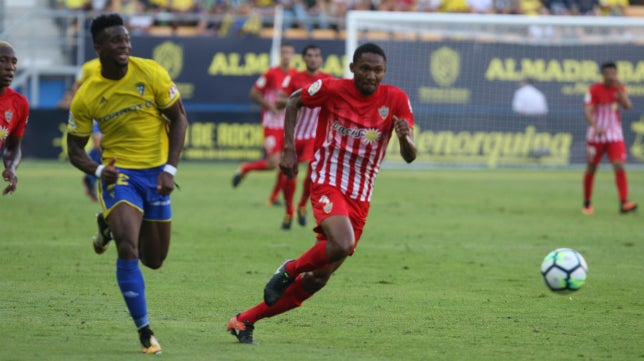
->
[67, 56, 180, 169]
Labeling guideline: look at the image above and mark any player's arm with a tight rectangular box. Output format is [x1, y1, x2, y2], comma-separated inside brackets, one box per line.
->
[158, 98, 188, 195]
[67, 133, 119, 184]
[250, 87, 277, 114]
[616, 82, 632, 110]
[280, 88, 303, 178]
[2, 134, 22, 195]
[393, 115, 416, 163]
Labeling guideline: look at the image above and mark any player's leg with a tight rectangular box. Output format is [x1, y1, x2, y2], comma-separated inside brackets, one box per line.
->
[139, 220, 171, 269]
[582, 142, 602, 214]
[608, 141, 637, 213]
[297, 163, 313, 226]
[109, 204, 160, 353]
[233, 130, 279, 188]
[229, 259, 346, 344]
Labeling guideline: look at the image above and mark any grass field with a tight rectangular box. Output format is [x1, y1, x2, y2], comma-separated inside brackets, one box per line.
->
[0, 160, 642, 361]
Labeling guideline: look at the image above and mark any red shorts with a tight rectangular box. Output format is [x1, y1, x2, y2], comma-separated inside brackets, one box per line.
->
[296, 138, 315, 163]
[264, 128, 284, 156]
[310, 184, 370, 254]
[586, 141, 627, 165]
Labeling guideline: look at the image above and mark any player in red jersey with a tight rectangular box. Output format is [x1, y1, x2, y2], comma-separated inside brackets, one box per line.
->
[232, 43, 296, 207]
[227, 43, 416, 343]
[277, 44, 333, 229]
[0, 41, 29, 196]
[582, 62, 637, 215]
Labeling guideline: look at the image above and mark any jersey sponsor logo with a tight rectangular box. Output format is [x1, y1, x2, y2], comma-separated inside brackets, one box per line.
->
[307, 79, 322, 96]
[96, 100, 154, 123]
[378, 106, 389, 120]
[0, 126, 8, 141]
[4, 110, 13, 123]
[332, 121, 383, 144]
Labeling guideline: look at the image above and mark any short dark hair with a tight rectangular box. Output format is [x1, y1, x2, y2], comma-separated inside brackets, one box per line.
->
[601, 62, 617, 71]
[90, 13, 124, 44]
[302, 44, 321, 57]
[353, 43, 386, 63]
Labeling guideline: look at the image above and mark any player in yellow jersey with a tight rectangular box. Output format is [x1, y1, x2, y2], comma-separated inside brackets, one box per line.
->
[66, 14, 188, 355]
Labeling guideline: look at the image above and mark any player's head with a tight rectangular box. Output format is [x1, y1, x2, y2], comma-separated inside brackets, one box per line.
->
[91, 14, 130, 68]
[280, 43, 296, 68]
[302, 44, 322, 73]
[600, 62, 618, 85]
[0, 41, 17, 90]
[350, 43, 387, 96]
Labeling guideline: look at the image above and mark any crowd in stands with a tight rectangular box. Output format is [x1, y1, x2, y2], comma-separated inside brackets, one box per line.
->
[55, 0, 639, 37]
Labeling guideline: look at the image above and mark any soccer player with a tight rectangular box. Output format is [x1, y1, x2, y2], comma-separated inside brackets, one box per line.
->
[227, 43, 416, 343]
[582, 62, 637, 215]
[232, 43, 296, 207]
[0, 41, 29, 196]
[66, 14, 188, 354]
[277, 44, 333, 229]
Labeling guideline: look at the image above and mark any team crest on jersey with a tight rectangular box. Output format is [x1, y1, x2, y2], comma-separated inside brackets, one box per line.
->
[308, 79, 322, 96]
[136, 83, 145, 96]
[378, 106, 389, 120]
[4, 110, 13, 123]
[319, 195, 333, 214]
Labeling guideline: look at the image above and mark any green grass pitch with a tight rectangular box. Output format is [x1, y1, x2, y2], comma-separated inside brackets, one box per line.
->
[0, 160, 642, 361]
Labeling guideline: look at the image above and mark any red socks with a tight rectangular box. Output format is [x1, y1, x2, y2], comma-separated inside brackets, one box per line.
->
[286, 241, 329, 275]
[237, 276, 312, 324]
[241, 159, 268, 173]
[583, 171, 594, 204]
[615, 169, 628, 203]
[298, 167, 312, 208]
[283, 175, 296, 215]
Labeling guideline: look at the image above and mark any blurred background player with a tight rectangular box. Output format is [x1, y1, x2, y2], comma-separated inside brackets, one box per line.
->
[66, 13, 188, 354]
[0, 41, 29, 196]
[72, 58, 103, 202]
[277, 44, 333, 229]
[582, 61, 637, 215]
[231, 43, 296, 207]
[227, 43, 417, 344]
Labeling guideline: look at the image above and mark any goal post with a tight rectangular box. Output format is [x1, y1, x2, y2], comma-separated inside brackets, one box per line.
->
[344, 12, 644, 167]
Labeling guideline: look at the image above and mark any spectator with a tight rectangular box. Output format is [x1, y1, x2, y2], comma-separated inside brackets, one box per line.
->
[512, 78, 548, 116]
[573, 0, 600, 14]
[304, 0, 330, 31]
[467, 0, 495, 13]
[440, 0, 470, 12]
[543, 0, 574, 14]
[599, 0, 628, 15]
[279, 0, 308, 29]
[416, 0, 443, 12]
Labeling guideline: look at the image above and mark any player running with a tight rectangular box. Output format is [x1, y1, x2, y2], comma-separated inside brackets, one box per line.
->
[227, 43, 417, 344]
[67, 14, 188, 354]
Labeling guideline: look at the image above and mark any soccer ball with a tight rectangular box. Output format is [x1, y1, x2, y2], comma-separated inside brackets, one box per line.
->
[540, 248, 588, 293]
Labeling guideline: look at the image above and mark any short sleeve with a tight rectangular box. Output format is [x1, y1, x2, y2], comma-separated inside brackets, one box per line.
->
[151, 61, 180, 110]
[67, 97, 93, 137]
[301, 79, 328, 108]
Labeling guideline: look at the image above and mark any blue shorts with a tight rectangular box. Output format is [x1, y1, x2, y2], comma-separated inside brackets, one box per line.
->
[99, 166, 172, 221]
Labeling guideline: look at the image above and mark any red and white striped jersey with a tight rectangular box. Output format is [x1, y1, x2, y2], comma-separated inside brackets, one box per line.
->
[254, 66, 295, 129]
[282, 70, 333, 141]
[584, 83, 625, 143]
[301, 78, 414, 202]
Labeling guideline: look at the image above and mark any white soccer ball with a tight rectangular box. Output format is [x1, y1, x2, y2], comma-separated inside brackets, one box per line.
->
[540, 248, 588, 293]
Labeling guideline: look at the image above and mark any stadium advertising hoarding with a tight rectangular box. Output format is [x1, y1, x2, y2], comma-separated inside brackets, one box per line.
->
[38, 36, 641, 166]
[23, 110, 644, 167]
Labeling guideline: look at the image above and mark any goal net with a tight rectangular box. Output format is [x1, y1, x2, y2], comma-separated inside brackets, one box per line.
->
[345, 12, 644, 167]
